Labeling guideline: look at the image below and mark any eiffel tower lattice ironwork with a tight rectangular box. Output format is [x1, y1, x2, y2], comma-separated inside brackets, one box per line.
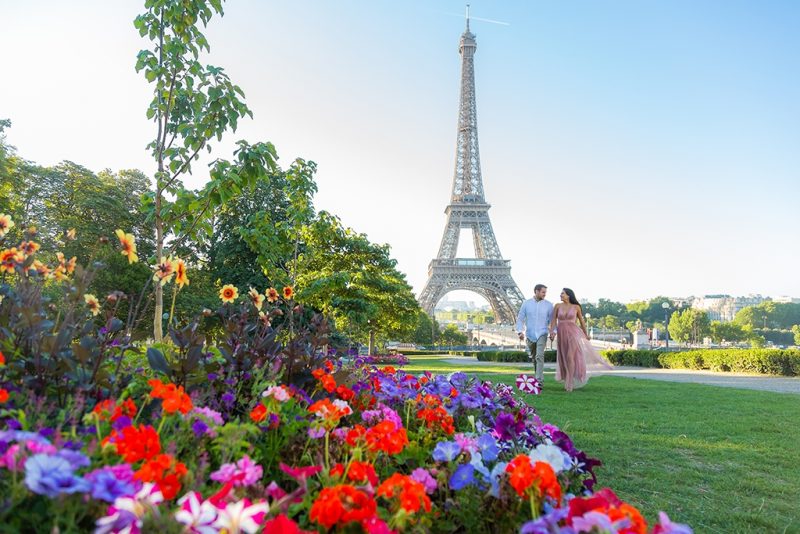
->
[418, 14, 525, 324]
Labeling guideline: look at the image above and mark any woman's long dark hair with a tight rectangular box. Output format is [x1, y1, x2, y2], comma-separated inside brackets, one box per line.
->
[563, 288, 581, 307]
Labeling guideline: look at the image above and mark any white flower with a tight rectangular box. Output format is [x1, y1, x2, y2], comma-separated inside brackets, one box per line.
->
[262, 385, 290, 402]
[94, 484, 163, 534]
[212, 500, 269, 534]
[332, 399, 352, 416]
[528, 443, 570, 473]
[174, 491, 218, 534]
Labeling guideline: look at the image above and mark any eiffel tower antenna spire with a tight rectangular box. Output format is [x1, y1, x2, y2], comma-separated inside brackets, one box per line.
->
[418, 18, 524, 324]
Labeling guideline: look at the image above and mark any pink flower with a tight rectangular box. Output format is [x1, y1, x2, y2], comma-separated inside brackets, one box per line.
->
[410, 467, 438, 495]
[653, 512, 693, 534]
[95, 483, 164, 534]
[454, 433, 478, 454]
[0, 444, 23, 471]
[279, 463, 322, 481]
[210, 455, 263, 487]
[262, 385, 291, 402]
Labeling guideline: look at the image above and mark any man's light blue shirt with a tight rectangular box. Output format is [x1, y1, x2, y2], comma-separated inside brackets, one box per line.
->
[516, 298, 554, 340]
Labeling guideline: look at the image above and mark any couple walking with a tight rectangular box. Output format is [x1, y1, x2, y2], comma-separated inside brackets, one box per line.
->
[515, 284, 611, 392]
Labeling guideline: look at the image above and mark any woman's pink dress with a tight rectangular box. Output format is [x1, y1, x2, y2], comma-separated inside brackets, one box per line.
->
[555, 305, 612, 391]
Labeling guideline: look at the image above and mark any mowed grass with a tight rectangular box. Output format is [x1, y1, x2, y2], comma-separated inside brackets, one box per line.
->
[402, 356, 800, 533]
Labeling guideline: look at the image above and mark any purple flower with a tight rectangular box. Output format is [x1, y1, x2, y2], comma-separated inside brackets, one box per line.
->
[432, 440, 462, 463]
[55, 449, 90, 470]
[221, 392, 235, 407]
[411, 468, 438, 495]
[207, 373, 218, 381]
[193, 407, 225, 425]
[192, 419, 210, 437]
[449, 463, 475, 491]
[494, 412, 524, 441]
[308, 427, 326, 439]
[112, 416, 132, 431]
[519, 506, 569, 533]
[476, 433, 499, 463]
[24, 454, 90, 497]
[85, 468, 138, 502]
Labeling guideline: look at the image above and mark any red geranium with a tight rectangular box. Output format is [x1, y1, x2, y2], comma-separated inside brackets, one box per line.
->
[148, 379, 193, 414]
[310, 485, 377, 529]
[105, 424, 161, 463]
[377, 473, 431, 514]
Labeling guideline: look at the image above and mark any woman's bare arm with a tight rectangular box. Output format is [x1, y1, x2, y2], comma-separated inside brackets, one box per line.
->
[576, 306, 588, 338]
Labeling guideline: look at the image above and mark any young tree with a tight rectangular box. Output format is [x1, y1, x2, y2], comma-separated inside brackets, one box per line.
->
[135, 0, 278, 341]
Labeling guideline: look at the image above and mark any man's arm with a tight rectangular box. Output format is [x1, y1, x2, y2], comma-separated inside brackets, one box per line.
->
[516, 302, 526, 340]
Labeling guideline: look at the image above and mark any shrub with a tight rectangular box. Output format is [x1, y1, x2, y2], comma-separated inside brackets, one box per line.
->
[476, 350, 557, 363]
[602, 348, 800, 376]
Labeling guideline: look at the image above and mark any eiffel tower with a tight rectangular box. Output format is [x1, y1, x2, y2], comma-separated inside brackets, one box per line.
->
[418, 13, 525, 325]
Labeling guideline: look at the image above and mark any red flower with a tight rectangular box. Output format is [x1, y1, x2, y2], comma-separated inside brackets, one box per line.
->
[345, 425, 367, 447]
[568, 488, 646, 534]
[250, 403, 268, 423]
[134, 453, 187, 500]
[505, 456, 561, 502]
[105, 424, 161, 463]
[336, 385, 355, 401]
[148, 379, 193, 414]
[377, 473, 431, 514]
[331, 461, 379, 487]
[365, 420, 408, 455]
[310, 485, 377, 529]
[280, 463, 323, 481]
[0, 389, 8, 404]
[263, 514, 314, 534]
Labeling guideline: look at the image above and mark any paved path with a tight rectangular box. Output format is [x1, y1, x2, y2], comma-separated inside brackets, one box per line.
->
[441, 356, 800, 395]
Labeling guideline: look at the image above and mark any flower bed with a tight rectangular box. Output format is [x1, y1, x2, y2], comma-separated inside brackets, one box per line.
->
[0, 358, 691, 533]
[0, 219, 691, 532]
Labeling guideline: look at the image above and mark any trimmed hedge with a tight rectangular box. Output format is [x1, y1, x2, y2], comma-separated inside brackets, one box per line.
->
[475, 349, 557, 363]
[601, 349, 800, 377]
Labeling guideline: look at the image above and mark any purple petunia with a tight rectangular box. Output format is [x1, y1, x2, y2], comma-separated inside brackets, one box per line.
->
[476, 433, 499, 463]
[85, 467, 139, 502]
[449, 463, 475, 491]
[24, 454, 90, 498]
[432, 440, 462, 463]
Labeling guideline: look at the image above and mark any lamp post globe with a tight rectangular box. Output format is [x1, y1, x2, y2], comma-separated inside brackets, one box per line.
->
[661, 302, 671, 349]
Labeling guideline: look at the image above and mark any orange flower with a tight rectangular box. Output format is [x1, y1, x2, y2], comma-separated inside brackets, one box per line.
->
[377, 473, 431, 514]
[250, 403, 268, 423]
[219, 284, 239, 303]
[19, 240, 40, 256]
[134, 453, 187, 500]
[84, 294, 101, 316]
[0, 389, 8, 404]
[66, 228, 76, 240]
[173, 258, 189, 288]
[114, 229, 138, 264]
[266, 287, 279, 303]
[282, 286, 294, 300]
[56, 252, 76, 275]
[0, 351, 5, 366]
[0, 248, 22, 274]
[310, 485, 377, 530]
[309, 398, 352, 424]
[153, 257, 176, 286]
[31, 260, 50, 277]
[248, 287, 265, 310]
[0, 214, 14, 238]
[106, 424, 161, 463]
[148, 379, 193, 415]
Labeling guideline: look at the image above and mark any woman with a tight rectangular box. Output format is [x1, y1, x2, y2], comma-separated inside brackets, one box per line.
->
[548, 288, 612, 391]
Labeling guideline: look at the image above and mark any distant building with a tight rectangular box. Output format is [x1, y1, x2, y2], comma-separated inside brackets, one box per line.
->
[773, 296, 800, 304]
[692, 294, 767, 322]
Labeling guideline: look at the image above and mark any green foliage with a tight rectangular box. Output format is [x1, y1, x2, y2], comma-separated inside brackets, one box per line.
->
[293, 212, 420, 343]
[476, 350, 557, 363]
[708, 321, 748, 343]
[602, 348, 800, 376]
[793, 325, 800, 346]
[734, 301, 800, 330]
[439, 324, 468, 346]
[407, 310, 439, 345]
[667, 308, 710, 343]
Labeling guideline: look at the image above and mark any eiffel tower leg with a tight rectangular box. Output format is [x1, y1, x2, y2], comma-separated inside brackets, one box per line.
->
[418, 279, 445, 317]
[436, 217, 461, 259]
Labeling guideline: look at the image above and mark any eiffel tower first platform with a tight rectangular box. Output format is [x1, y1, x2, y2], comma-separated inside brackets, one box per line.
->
[418, 15, 525, 325]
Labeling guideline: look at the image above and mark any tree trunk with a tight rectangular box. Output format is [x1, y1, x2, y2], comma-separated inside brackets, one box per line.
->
[153, 186, 163, 343]
[368, 329, 375, 356]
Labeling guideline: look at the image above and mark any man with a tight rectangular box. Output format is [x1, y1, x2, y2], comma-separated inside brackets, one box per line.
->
[516, 284, 554, 383]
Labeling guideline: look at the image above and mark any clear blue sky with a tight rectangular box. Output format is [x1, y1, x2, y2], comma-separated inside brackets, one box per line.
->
[2, 0, 798, 303]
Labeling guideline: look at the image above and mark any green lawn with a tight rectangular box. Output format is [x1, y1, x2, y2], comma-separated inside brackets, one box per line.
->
[402, 356, 800, 533]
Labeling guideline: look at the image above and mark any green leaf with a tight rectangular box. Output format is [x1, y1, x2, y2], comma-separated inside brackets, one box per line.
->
[147, 347, 171, 376]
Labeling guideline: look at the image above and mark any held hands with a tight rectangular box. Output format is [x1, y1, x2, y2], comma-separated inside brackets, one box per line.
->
[517, 332, 525, 341]
[548, 331, 555, 341]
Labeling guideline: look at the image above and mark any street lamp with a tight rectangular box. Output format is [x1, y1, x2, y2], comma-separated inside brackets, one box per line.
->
[662, 302, 670, 350]
[585, 313, 592, 339]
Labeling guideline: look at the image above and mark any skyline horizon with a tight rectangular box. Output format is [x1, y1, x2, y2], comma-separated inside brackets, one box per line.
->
[2, 1, 798, 303]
